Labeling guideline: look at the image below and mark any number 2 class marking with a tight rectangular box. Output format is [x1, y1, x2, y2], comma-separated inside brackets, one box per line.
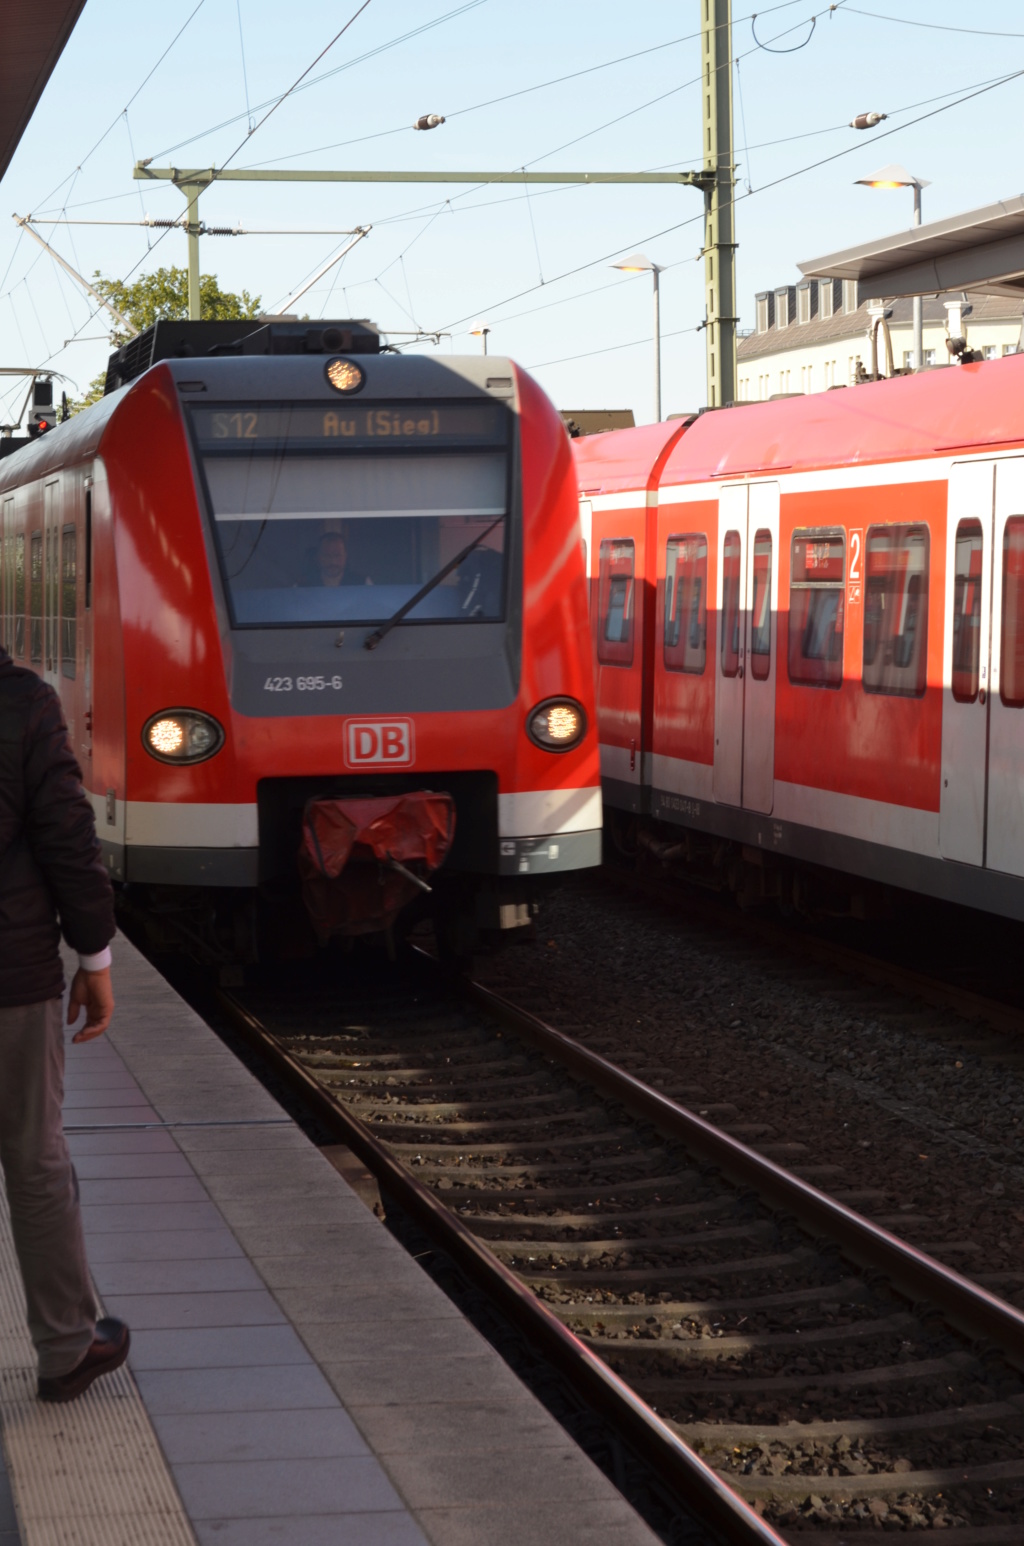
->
[849, 529, 863, 582]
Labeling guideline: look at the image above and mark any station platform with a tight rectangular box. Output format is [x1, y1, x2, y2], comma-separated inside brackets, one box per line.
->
[0, 934, 660, 1546]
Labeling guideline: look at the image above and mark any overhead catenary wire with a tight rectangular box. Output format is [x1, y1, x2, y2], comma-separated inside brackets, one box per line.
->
[149, 0, 490, 162]
[437, 60, 1024, 335]
[842, 7, 1024, 39]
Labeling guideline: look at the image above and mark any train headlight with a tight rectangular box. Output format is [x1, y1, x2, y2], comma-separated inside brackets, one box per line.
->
[325, 357, 365, 393]
[526, 697, 587, 752]
[143, 709, 225, 765]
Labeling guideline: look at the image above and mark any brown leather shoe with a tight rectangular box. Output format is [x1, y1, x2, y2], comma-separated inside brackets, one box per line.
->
[37, 1318, 130, 1403]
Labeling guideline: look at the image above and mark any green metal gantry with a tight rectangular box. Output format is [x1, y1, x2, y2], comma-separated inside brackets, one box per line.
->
[134, 2, 737, 406]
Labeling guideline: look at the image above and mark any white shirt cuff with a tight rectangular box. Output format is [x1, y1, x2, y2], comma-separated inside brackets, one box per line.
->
[78, 948, 112, 972]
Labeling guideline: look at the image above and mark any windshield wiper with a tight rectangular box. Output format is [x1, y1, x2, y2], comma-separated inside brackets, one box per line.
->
[363, 514, 505, 651]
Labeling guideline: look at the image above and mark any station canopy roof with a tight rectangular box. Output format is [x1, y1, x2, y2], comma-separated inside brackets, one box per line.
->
[1, 2, 86, 183]
[799, 195, 1024, 303]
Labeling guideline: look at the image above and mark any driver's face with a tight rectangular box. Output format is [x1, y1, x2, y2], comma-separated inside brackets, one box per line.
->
[316, 535, 347, 585]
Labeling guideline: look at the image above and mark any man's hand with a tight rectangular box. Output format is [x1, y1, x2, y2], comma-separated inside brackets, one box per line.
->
[68, 966, 115, 1043]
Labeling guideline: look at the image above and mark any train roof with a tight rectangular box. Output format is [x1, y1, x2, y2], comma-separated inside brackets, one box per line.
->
[573, 353, 1024, 494]
[571, 419, 686, 494]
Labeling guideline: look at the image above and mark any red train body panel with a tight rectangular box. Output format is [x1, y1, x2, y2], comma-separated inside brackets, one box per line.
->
[0, 335, 600, 958]
[575, 355, 1024, 920]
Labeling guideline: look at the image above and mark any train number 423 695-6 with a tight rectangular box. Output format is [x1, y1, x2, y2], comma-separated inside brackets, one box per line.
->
[263, 676, 344, 692]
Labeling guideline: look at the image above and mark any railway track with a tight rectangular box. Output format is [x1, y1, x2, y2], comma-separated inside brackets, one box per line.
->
[214, 950, 1024, 1544]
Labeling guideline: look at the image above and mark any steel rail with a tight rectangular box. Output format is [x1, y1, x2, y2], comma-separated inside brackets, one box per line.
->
[216, 986, 787, 1546]
[460, 967, 1024, 1369]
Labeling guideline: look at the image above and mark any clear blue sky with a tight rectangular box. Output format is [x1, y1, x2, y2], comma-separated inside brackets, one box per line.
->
[1, 0, 1022, 427]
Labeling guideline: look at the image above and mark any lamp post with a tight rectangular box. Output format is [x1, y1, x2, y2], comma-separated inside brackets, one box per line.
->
[612, 254, 663, 422]
[470, 322, 491, 355]
[855, 163, 930, 370]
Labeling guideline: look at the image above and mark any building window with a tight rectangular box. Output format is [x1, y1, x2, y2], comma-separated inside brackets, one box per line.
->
[862, 524, 929, 698]
[819, 282, 834, 321]
[902, 350, 913, 369]
[842, 279, 858, 314]
[788, 530, 845, 688]
[1003, 344, 1017, 357]
[664, 534, 707, 675]
[756, 295, 773, 334]
[924, 349, 936, 366]
[982, 345, 997, 359]
[797, 285, 812, 324]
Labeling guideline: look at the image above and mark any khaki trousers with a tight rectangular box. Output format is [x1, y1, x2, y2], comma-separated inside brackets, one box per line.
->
[0, 998, 96, 1377]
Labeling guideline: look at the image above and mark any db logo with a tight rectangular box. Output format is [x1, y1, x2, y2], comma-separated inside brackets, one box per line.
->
[344, 718, 415, 768]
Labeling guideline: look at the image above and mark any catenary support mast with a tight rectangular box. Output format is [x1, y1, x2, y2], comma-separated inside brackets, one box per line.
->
[702, 0, 737, 407]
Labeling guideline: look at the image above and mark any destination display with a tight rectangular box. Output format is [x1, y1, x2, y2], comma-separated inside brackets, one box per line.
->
[191, 402, 506, 449]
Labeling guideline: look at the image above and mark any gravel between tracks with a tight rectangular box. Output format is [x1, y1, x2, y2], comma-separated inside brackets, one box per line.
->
[471, 875, 1024, 1304]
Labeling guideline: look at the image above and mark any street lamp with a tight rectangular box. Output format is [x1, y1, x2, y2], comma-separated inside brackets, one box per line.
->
[470, 321, 491, 355]
[612, 253, 663, 422]
[855, 163, 930, 371]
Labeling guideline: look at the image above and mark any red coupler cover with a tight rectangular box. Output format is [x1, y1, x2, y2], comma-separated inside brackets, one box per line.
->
[298, 792, 455, 939]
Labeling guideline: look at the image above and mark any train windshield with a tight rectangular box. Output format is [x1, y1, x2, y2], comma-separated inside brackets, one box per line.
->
[190, 401, 509, 628]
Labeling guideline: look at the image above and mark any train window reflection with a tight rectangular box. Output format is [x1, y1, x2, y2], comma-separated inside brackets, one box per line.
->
[750, 529, 772, 681]
[664, 534, 707, 674]
[598, 539, 635, 666]
[1001, 517, 1024, 706]
[862, 524, 929, 698]
[29, 532, 41, 664]
[788, 530, 844, 688]
[61, 526, 76, 679]
[720, 530, 742, 679]
[199, 448, 508, 628]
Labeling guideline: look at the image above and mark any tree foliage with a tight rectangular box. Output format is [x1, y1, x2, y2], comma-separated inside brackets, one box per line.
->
[68, 268, 262, 414]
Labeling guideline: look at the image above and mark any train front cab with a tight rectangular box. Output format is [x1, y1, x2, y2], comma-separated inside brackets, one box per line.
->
[0, 351, 601, 960]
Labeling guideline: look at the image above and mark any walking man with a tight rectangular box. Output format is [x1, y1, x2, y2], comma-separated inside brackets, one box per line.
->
[0, 642, 130, 1401]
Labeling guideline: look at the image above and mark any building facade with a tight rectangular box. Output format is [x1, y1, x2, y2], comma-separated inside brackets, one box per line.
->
[736, 278, 1022, 400]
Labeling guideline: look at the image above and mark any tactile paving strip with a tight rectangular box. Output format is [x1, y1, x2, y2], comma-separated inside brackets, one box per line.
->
[0, 1188, 196, 1546]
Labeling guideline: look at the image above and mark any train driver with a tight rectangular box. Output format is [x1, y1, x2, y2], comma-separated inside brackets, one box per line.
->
[310, 525, 373, 588]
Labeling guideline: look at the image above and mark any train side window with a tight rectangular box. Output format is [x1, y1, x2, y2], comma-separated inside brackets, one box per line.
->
[84, 489, 92, 609]
[29, 533, 42, 664]
[1001, 517, 1024, 706]
[14, 534, 24, 658]
[61, 526, 76, 679]
[750, 529, 772, 681]
[720, 530, 742, 678]
[952, 519, 983, 702]
[862, 524, 929, 698]
[664, 534, 707, 673]
[788, 530, 844, 688]
[597, 539, 635, 666]
[0, 496, 8, 653]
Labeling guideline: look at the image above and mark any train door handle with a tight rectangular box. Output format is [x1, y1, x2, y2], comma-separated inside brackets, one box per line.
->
[979, 690, 987, 705]
[630, 738, 637, 772]
[738, 667, 744, 679]
[84, 709, 93, 732]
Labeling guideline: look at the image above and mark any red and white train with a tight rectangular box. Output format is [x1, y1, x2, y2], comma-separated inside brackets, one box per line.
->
[0, 320, 600, 960]
[574, 357, 1024, 920]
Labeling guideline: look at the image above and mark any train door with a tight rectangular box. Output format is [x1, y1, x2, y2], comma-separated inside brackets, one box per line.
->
[593, 507, 646, 809]
[986, 457, 1024, 875]
[940, 456, 1024, 876]
[712, 482, 780, 812]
